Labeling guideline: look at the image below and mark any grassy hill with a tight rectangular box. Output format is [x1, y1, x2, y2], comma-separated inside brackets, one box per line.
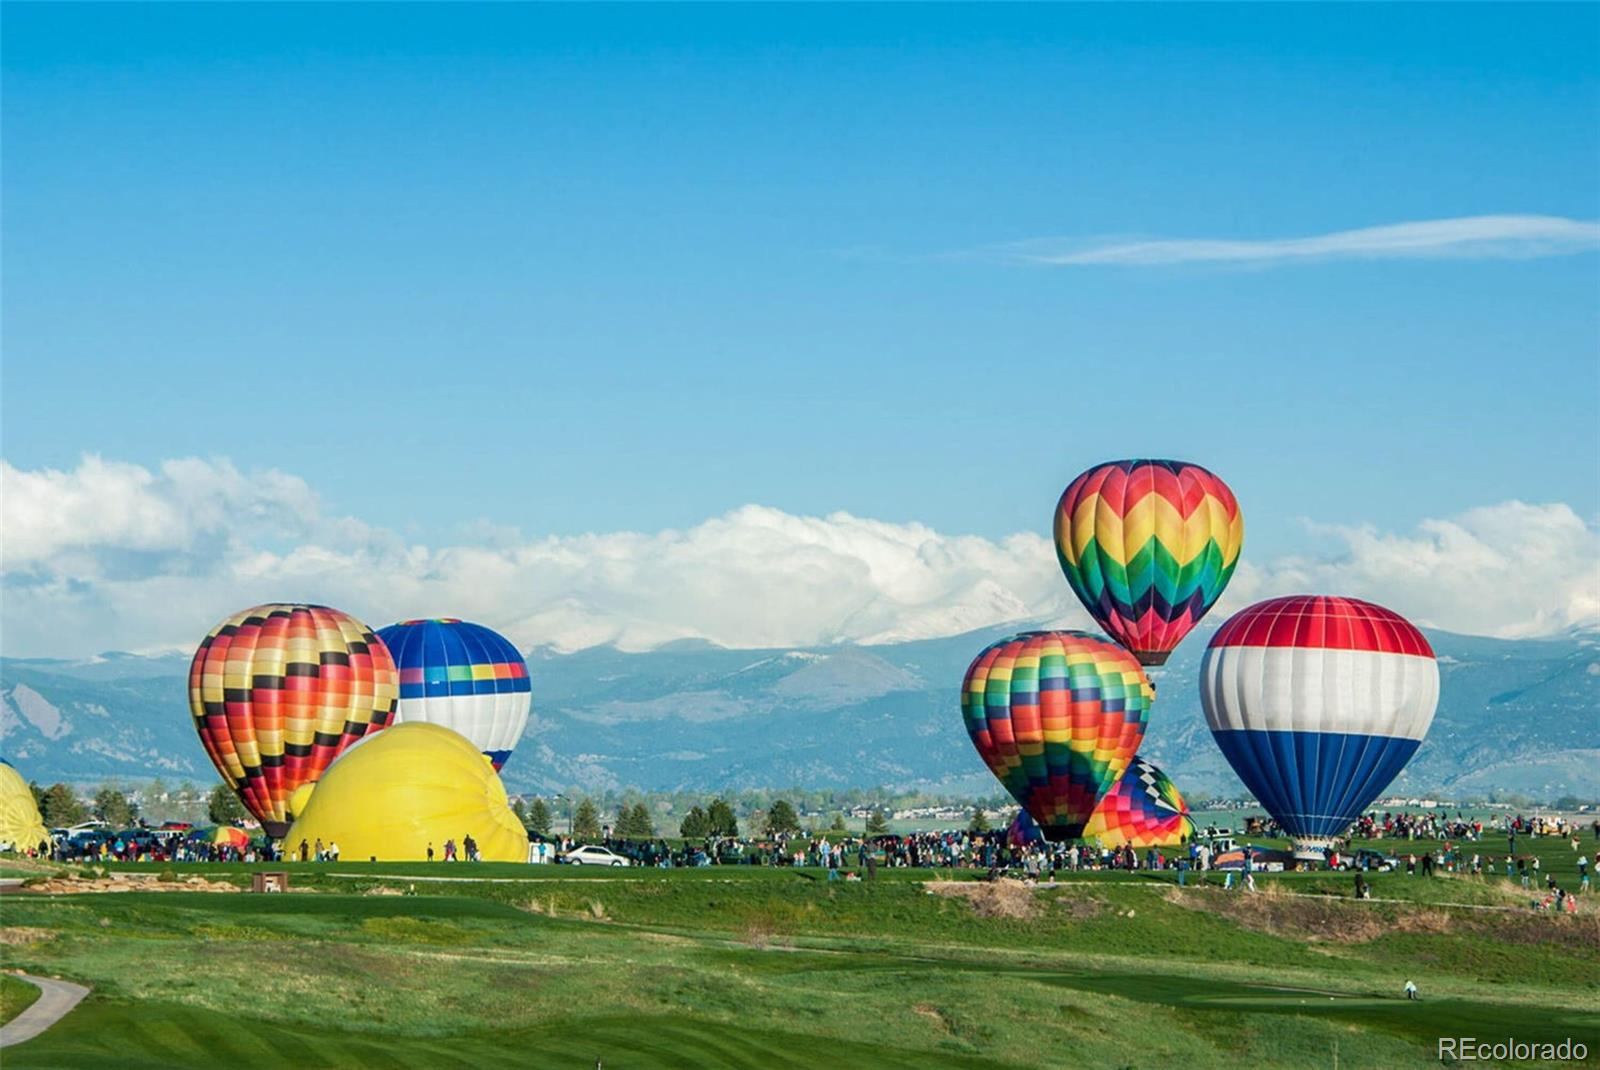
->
[1, 834, 1596, 1068]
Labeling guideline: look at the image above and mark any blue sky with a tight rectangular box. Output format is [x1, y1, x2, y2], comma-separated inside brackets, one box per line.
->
[2, 5, 1598, 656]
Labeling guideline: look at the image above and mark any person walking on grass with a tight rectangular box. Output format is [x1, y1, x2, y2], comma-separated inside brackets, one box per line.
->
[1404, 980, 1418, 1001]
[463, 834, 478, 862]
[427, 843, 435, 862]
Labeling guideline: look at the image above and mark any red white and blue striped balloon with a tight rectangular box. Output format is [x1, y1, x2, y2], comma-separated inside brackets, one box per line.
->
[1199, 595, 1439, 858]
[375, 619, 531, 771]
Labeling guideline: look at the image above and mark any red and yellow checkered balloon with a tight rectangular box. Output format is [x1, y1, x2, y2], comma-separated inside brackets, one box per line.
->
[188, 604, 399, 836]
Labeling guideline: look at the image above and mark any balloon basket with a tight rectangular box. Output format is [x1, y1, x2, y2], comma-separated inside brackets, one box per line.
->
[1290, 837, 1336, 862]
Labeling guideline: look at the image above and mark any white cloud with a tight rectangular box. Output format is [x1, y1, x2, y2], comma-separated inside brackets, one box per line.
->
[1, 456, 1595, 657]
[1224, 502, 1600, 639]
[999, 215, 1600, 267]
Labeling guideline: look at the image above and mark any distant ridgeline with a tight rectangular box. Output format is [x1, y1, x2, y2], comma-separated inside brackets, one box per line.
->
[1, 625, 1595, 801]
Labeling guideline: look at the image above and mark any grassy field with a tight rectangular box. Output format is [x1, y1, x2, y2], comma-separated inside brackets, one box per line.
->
[1, 837, 1596, 1069]
[1, 973, 42, 1026]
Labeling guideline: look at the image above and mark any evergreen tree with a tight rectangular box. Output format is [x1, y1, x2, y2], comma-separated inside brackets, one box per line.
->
[93, 786, 138, 827]
[865, 808, 890, 835]
[207, 783, 247, 825]
[511, 798, 529, 827]
[765, 799, 801, 836]
[527, 797, 553, 837]
[829, 812, 847, 833]
[968, 807, 991, 833]
[173, 782, 204, 823]
[40, 783, 87, 826]
[706, 798, 739, 837]
[629, 802, 655, 838]
[615, 804, 639, 838]
[29, 781, 45, 809]
[572, 797, 602, 841]
[679, 805, 709, 839]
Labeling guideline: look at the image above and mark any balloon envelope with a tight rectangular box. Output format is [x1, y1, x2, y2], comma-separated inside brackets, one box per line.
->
[1200, 595, 1439, 858]
[1005, 809, 1044, 848]
[1055, 459, 1242, 666]
[1082, 755, 1196, 848]
[284, 722, 529, 863]
[962, 631, 1153, 842]
[188, 604, 399, 837]
[374, 618, 531, 771]
[0, 758, 49, 853]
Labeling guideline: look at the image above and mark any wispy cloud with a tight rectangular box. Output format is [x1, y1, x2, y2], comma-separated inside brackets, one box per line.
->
[995, 214, 1600, 267]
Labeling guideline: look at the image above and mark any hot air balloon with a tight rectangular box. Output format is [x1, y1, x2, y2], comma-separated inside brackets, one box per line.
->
[962, 631, 1153, 842]
[1199, 595, 1439, 860]
[374, 618, 531, 770]
[1081, 755, 1196, 849]
[1005, 809, 1044, 848]
[0, 758, 49, 855]
[285, 722, 530, 863]
[188, 604, 399, 837]
[1054, 459, 1243, 666]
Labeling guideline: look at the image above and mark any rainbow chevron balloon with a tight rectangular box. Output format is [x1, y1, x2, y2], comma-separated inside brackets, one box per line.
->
[1054, 459, 1243, 666]
[1081, 755, 1196, 848]
[961, 631, 1153, 842]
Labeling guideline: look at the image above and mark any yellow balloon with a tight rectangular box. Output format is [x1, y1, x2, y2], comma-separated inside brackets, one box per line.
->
[0, 759, 50, 854]
[284, 723, 528, 862]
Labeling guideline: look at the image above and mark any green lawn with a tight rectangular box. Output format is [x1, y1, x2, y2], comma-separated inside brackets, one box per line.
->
[1, 973, 42, 1026]
[1, 859, 1596, 1069]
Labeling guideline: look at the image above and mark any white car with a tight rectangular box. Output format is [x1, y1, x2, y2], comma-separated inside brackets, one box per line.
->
[562, 845, 631, 867]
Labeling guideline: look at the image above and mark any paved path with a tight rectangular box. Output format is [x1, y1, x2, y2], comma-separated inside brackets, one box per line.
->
[0, 974, 90, 1048]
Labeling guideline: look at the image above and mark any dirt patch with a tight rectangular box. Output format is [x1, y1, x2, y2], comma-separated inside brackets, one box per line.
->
[913, 1003, 952, 1034]
[1053, 894, 1103, 920]
[925, 879, 1042, 920]
[1166, 887, 1600, 953]
[19, 873, 239, 895]
[0, 926, 56, 946]
[1170, 888, 1391, 943]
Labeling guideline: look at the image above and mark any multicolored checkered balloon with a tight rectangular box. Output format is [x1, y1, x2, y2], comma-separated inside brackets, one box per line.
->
[375, 618, 531, 771]
[188, 604, 399, 836]
[1081, 755, 1196, 848]
[961, 631, 1153, 842]
[1055, 459, 1243, 666]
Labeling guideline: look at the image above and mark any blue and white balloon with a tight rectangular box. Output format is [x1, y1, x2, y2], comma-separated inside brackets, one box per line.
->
[375, 618, 532, 771]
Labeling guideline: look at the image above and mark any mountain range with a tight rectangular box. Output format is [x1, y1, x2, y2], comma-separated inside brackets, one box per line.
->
[3, 625, 1596, 802]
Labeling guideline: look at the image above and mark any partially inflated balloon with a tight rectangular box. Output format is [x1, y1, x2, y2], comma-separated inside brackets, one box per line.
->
[1200, 595, 1439, 859]
[1055, 459, 1242, 666]
[374, 618, 531, 771]
[1082, 755, 1196, 848]
[962, 631, 1153, 842]
[188, 604, 399, 837]
[284, 722, 529, 862]
[1005, 809, 1044, 848]
[0, 759, 49, 854]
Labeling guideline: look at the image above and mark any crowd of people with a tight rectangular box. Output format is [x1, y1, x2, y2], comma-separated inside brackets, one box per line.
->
[23, 808, 1596, 908]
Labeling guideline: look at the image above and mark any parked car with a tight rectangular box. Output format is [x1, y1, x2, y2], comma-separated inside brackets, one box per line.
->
[64, 819, 109, 837]
[1333, 848, 1399, 873]
[66, 829, 115, 851]
[561, 845, 631, 867]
